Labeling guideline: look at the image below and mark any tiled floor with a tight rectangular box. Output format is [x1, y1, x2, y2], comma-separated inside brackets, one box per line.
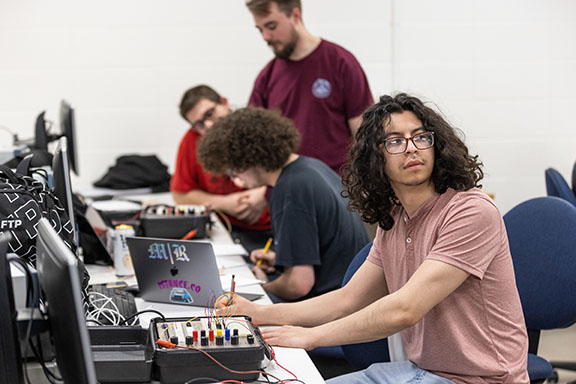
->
[538, 324, 576, 383]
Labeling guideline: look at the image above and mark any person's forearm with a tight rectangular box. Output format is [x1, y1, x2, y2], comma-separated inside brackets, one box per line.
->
[172, 190, 230, 210]
[261, 274, 306, 301]
[261, 266, 313, 301]
[308, 290, 413, 348]
[251, 285, 361, 327]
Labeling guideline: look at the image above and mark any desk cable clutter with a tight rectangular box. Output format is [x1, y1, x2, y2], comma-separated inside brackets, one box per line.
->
[89, 292, 304, 384]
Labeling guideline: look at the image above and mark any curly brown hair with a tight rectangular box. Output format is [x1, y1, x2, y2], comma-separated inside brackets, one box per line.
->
[197, 107, 300, 174]
[342, 93, 484, 230]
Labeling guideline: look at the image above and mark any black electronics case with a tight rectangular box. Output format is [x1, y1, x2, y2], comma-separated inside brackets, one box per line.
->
[89, 326, 153, 383]
[150, 316, 267, 384]
[139, 204, 211, 240]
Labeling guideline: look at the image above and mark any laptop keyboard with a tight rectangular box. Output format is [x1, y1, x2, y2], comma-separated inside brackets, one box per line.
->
[87, 285, 139, 326]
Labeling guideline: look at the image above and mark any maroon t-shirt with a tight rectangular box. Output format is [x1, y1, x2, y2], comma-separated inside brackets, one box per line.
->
[249, 40, 373, 173]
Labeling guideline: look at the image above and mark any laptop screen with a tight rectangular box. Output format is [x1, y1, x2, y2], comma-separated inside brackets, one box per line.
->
[127, 237, 224, 307]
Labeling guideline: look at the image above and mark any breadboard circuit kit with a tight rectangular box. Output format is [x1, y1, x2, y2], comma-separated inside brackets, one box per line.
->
[151, 315, 270, 384]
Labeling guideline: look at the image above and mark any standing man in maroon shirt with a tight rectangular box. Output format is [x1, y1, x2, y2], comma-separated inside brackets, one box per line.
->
[246, 0, 373, 173]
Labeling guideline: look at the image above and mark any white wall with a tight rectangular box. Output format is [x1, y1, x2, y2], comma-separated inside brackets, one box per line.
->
[1, 0, 574, 214]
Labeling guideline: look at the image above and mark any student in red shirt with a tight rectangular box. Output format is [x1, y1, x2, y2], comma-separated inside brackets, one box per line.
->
[171, 85, 271, 247]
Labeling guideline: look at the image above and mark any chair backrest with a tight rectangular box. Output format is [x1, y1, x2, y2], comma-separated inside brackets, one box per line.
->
[341, 241, 373, 286]
[572, 161, 576, 195]
[340, 241, 391, 370]
[503, 197, 576, 331]
[545, 168, 576, 206]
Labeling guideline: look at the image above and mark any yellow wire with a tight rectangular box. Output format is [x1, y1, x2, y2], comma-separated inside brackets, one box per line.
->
[212, 208, 233, 233]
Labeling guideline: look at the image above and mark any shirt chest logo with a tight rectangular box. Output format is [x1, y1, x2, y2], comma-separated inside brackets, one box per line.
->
[311, 78, 332, 99]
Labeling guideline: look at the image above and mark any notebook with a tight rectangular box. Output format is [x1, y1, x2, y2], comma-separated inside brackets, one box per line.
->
[126, 237, 262, 307]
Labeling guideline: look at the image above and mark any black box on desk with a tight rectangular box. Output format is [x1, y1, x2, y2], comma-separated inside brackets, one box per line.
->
[150, 316, 268, 384]
[89, 326, 153, 383]
[139, 205, 211, 240]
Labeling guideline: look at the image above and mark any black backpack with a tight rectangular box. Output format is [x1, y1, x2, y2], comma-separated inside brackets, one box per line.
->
[0, 164, 76, 264]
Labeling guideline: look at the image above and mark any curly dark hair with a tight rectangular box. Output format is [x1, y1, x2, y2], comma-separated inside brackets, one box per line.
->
[342, 93, 484, 230]
[197, 107, 301, 174]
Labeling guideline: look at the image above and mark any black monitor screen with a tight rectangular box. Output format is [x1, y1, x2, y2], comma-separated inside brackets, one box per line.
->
[34, 111, 48, 151]
[0, 235, 24, 384]
[52, 136, 77, 247]
[36, 218, 96, 384]
[60, 100, 79, 176]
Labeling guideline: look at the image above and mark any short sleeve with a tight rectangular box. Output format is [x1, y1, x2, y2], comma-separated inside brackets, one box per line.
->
[170, 131, 199, 193]
[339, 52, 373, 119]
[273, 205, 321, 267]
[427, 196, 505, 279]
[248, 66, 270, 108]
[367, 226, 384, 268]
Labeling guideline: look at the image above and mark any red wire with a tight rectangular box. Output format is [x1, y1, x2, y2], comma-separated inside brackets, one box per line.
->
[269, 345, 299, 381]
[156, 340, 282, 382]
[214, 318, 300, 382]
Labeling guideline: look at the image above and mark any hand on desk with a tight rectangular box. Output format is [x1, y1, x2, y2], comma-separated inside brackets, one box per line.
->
[260, 326, 319, 351]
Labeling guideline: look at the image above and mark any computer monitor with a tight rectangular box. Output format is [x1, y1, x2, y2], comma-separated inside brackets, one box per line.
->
[0, 235, 25, 384]
[52, 136, 78, 247]
[36, 218, 97, 384]
[59, 100, 79, 176]
[33, 111, 49, 151]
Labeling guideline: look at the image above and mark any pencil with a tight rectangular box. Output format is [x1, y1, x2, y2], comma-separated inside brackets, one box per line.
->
[256, 237, 273, 268]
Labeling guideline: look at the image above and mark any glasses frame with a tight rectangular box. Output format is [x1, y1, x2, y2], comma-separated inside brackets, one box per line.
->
[383, 131, 435, 154]
[191, 105, 217, 132]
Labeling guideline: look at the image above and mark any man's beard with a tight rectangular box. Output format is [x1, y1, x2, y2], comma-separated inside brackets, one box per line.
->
[271, 29, 299, 60]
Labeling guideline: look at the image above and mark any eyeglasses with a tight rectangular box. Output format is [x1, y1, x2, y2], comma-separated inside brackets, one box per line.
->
[383, 132, 435, 154]
[191, 106, 216, 131]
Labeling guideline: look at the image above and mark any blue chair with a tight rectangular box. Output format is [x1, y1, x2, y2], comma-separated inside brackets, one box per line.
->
[503, 197, 576, 384]
[545, 168, 576, 207]
[339, 241, 391, 370]
[572, 161, 576, 196]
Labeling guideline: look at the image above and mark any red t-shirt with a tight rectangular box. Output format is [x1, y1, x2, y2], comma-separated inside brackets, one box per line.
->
[170, 129, 271, 231]
[249, 40, 373, 173]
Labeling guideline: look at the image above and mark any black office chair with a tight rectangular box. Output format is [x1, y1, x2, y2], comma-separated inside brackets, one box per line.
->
[545, 168, 576, 207]
[339, 242, 391, 370]
[503, 197, 576, 384]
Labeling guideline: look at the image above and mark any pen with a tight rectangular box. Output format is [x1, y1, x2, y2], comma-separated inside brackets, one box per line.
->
[230, 274, 235, 293]
[256, 237, 273, 268]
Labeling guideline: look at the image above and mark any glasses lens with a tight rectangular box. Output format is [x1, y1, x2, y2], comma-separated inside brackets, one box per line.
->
[385, 138, 406, 154]
[413, 132, 434, 149]
[204, 107, 215, 120]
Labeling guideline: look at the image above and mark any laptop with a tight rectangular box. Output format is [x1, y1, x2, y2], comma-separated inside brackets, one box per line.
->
[126, 237, 262, 306]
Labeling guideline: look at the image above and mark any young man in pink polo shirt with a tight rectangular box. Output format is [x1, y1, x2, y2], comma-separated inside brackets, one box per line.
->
[217, 93, 529, 383]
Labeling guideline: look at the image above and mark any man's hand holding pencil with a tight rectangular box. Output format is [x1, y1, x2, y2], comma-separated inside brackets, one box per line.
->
[250, 237, 275, 280]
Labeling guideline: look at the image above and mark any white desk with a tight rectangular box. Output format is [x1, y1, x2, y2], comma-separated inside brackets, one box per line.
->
[86, 200, 325, 384]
